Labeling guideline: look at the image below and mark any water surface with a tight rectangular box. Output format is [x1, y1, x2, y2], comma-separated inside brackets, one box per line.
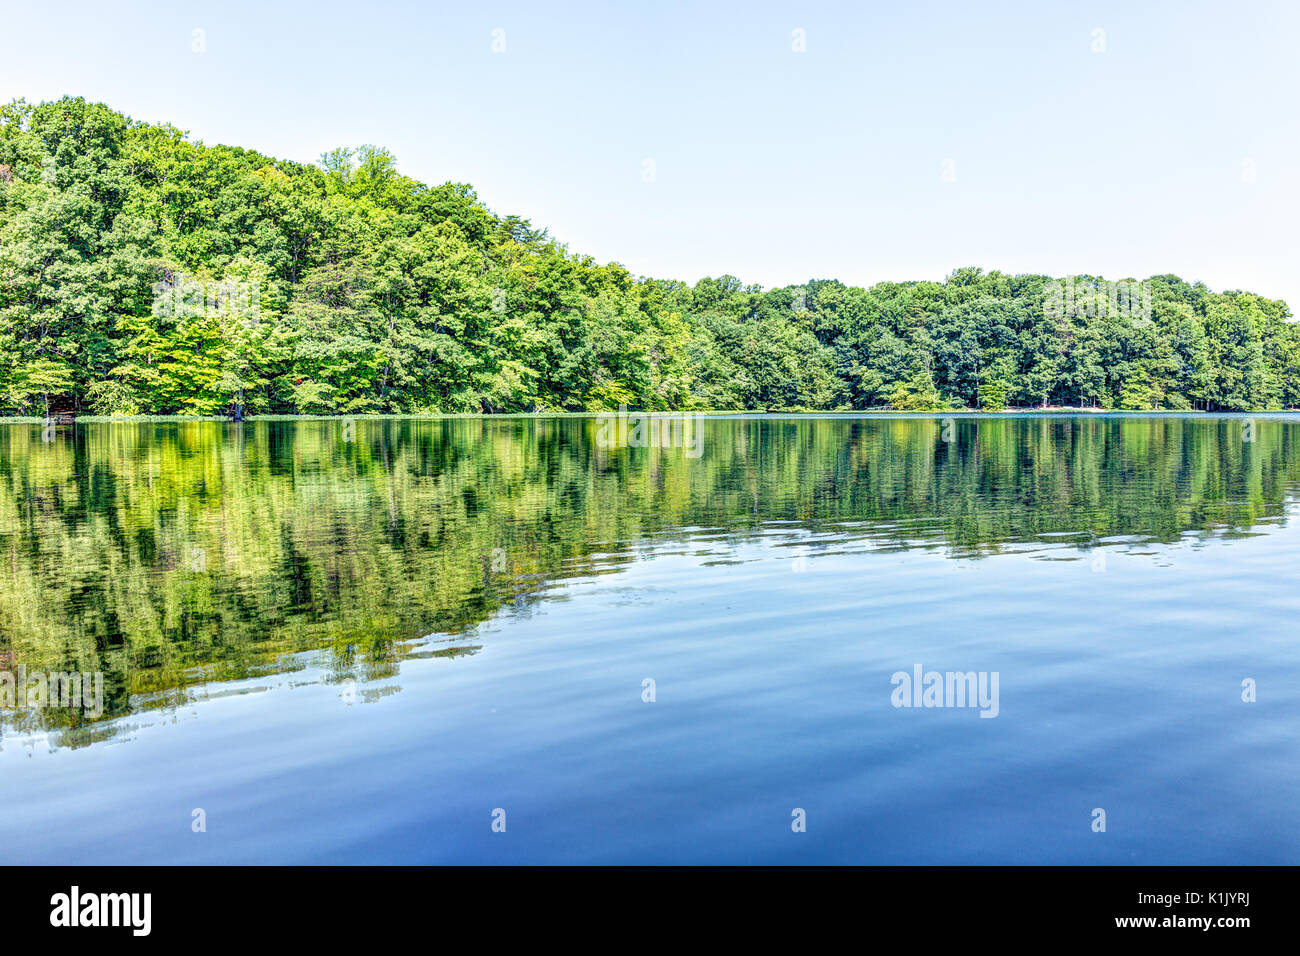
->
[1, 414, 1298, 863]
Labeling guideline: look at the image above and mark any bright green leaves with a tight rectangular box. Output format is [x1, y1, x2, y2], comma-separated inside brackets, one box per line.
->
[1, 96, 1298, 417]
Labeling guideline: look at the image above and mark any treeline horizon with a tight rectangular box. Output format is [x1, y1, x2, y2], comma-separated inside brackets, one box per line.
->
[1, 96, 1297, 418]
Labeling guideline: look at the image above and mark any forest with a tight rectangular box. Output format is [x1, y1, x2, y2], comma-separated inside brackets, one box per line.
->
[1, 96, 1296, 417]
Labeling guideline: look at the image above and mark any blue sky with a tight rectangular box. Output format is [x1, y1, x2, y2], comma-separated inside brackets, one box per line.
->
[2, 0, 1297, 308]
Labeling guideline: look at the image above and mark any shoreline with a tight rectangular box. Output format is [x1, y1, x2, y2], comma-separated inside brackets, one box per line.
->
[3, 407, 1300, 424]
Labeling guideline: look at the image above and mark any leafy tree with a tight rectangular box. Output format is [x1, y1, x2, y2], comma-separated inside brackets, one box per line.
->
[1, 97, 1295, 417]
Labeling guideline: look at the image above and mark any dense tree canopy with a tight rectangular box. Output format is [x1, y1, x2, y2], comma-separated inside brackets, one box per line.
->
[1, 97, 1295, 416]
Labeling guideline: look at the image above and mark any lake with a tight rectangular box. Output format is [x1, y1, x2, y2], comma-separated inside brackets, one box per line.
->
[1, 414, 1298, 863]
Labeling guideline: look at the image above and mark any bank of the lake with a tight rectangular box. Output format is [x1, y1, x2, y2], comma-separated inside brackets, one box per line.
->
[6, 405, 1300, 426]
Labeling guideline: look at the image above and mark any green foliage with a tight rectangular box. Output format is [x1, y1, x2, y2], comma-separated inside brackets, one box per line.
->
[977, 377, 1009, 411]
[888, 368, 947, 410]
[0, 98, 1297, 415]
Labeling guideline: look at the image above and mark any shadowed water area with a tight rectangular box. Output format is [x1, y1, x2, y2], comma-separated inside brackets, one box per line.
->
[1, 414, 1298, 863]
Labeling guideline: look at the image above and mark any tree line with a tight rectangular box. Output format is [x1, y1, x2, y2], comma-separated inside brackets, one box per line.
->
[1, 97, 1296, 417]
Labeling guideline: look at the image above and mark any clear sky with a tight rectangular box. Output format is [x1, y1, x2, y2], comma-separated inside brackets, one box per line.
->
[2, 0, 1297, 308]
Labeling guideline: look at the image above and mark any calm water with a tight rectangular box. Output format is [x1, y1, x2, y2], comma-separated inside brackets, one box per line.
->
[1, 414, 1299, 864]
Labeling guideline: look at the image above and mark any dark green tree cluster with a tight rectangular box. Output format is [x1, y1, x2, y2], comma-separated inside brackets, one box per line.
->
[1, 97, 1295, 416]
